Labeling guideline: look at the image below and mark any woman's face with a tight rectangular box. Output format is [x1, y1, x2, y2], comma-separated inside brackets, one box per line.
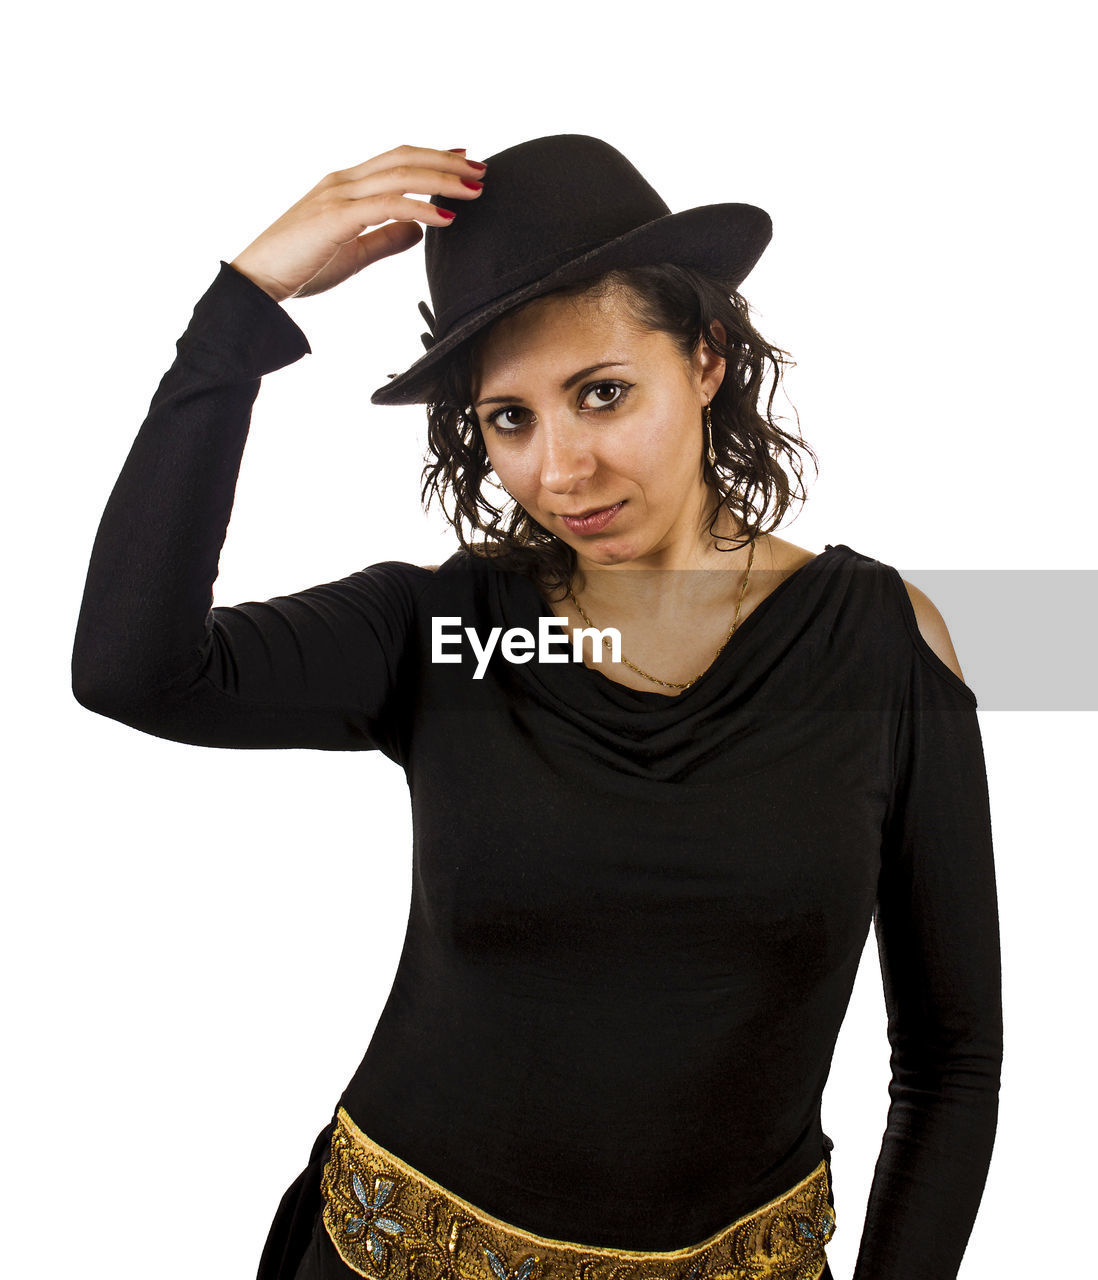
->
[471, 287, 727, 572]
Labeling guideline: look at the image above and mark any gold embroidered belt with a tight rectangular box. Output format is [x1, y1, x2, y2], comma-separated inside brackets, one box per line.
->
[320, 1106, 836, 1280]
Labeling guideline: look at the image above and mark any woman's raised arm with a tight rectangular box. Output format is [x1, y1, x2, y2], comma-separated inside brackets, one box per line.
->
[70, 261, 431, 757]
[71, 146, 488, 758]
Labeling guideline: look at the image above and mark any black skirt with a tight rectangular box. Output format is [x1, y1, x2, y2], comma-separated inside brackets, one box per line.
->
[256, 1118, 336, 1280]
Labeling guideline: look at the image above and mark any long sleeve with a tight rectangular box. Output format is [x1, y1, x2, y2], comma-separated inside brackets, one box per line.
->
[852, 591, 1003, 1279]
[71, 260, 430, 760]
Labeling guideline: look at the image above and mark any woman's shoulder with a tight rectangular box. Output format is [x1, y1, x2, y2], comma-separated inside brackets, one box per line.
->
[895, 576, 965, 683]
[413, 546, 496, 579]
[417, 543, 521, 576]
[768, 534, 965, 685]
[820, 537, 967, 687]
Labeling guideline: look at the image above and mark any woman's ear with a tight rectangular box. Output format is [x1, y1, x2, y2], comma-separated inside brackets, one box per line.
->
[698, 319, 728, 400]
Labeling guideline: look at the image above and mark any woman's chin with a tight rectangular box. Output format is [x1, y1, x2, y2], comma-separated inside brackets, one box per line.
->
[569, 536, 639, 566]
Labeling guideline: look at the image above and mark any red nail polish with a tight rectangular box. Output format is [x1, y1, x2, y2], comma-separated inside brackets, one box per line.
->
[467, 160, 487, 171]
[461, 180, 483, 191]
[436, 207, 456, 220]
[447, 147, 467, 153]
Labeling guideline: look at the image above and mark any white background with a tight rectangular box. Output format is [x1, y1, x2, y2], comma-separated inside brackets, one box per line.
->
[4, 2, 1094, 1277]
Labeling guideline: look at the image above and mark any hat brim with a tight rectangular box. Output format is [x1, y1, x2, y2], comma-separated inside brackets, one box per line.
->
[368, 202, 772, 407]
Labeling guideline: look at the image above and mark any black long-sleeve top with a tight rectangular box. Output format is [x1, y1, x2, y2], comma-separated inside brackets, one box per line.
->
[71, 261, 1003, 1280]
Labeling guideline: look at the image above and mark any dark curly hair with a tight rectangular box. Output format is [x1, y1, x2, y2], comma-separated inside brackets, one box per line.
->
[416, 263, 818, 603]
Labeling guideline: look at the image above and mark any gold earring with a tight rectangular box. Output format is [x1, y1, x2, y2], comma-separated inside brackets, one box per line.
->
[704, 402, 717, 466]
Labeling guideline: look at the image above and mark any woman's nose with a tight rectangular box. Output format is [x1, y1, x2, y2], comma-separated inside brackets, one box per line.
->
[537, 422, 596, 492]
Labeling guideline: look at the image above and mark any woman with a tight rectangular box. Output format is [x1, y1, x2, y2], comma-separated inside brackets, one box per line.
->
[71, 135, 1002, 1280]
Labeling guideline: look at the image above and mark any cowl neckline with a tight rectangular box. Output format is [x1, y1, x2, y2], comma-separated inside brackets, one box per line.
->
[484, 542, 854, 722]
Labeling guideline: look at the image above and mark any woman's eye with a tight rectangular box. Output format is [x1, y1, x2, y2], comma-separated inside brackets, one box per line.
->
[485, 381, 630, 434]
[580, 381, 626, 410]
[491, 406, 532, 432]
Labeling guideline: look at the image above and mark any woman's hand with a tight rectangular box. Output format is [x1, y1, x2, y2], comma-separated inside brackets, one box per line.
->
[229, 145, 487, 303]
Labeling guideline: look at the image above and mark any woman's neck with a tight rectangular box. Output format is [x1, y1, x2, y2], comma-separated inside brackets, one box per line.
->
[565, 501, 764, 626]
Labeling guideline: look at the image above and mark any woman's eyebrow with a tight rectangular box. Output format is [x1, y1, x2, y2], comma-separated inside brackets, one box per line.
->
[474, 362, 629, 408]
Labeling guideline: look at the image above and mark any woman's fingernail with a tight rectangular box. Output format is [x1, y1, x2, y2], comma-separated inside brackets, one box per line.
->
[467, 159, 487, 171]
[448, 147, 467, 153]
[461, 180, 483, 191]
[436, 207, 457, 220]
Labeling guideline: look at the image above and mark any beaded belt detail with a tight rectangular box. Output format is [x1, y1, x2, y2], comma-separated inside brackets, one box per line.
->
[320, 1106, 835, 1280]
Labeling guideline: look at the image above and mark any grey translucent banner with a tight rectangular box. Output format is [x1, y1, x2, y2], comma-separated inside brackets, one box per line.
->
[897, 569, 1097, 711]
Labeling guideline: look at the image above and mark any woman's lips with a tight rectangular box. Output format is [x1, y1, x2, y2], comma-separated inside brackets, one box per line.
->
[559, 501, 625, 534]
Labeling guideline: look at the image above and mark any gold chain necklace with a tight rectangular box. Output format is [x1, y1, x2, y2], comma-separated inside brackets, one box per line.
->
[565, 539, 757, 691]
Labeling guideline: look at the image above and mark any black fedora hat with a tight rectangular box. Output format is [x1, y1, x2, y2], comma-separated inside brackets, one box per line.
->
[370, 133, 773, 407]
